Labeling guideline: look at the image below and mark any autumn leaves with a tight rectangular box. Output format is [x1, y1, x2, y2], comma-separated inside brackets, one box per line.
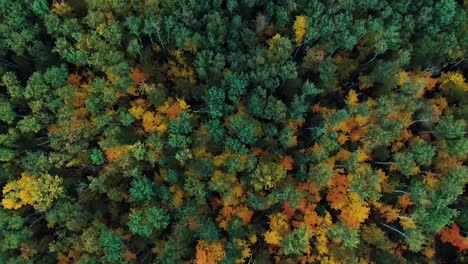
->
[2, 172, 63, 211]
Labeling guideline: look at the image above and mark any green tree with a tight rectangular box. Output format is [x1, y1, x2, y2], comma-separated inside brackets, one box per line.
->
[409, 138, 435, 166]
[0, 208, 31, 253]
[0, 102, 15, 124]
[128, 207, 170, 237]
[281, 227, 311, 256]
[129, 177, 155, 203]
[328, 223, 360, 248]
[47, 200, 91, 232]
[99, 229, 126, 264]
[90, 148, 105, 166]
[434, 115, 465, 140]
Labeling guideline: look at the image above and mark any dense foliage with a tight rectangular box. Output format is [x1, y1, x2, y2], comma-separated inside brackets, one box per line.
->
[0, 0, 467, 263]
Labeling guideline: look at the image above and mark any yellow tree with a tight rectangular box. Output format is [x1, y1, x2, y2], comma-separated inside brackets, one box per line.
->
[2, 172, 63, 211]
[339, 192, 370, 228]
[142, 111, 167, 133]
[439, 71, 467, 92]
[264, 212, 291, 247]
[293, 16, 307, 46]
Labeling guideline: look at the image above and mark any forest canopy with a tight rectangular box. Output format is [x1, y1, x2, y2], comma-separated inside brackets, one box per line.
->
[0, 0, 467, 263]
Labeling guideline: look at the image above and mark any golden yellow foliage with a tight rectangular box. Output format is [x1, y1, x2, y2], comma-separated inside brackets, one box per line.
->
[248, 234, 257, 244]
[129, 99, 149, 119]
[177, 98, 190, 111]
[17, 174, 37, 207]
[422, 246, 435, 258]
[272, 33, 281, 41]
[340, 192, 370, 228]
[264, 230, 282, 246]
[345, 89, 359, 107]
[398, 71, 410, 86]
[2, 173, 63, 211]
[235, 239, 253, 264]
[334, 119, 356, 133]
[293, 16, 307, 46]
[315, 228, 329, 256]
[354, 114, 369, 127]
[356, 149, 369, 162]
[439, 71, 468, 92]
[2, 182, 23, 209]
[127, 86, 139, 96]
[432, 97, 449, 118]
[142, 111, 167, 133]
[337, 133, 349, 145]
[264, 212, 290, 246]
[323, 211, 333, 227]
[400, 217, 417, 229]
